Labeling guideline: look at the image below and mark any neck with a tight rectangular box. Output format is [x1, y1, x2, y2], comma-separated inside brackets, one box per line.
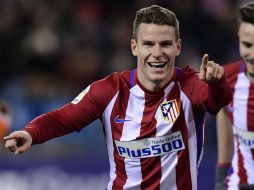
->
[137, 70, 174, 92]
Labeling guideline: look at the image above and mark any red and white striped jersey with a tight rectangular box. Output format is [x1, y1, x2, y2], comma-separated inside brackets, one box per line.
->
[24, 67, 231, 190]
[224, 61, 254, 189]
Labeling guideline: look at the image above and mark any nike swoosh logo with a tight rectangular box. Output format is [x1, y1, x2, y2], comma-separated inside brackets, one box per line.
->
[114, 115, 131, 123]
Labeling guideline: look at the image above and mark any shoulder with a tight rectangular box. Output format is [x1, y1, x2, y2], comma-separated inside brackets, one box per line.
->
[72, 70, 132, 111]
[175, 66, 198, 82]
[92, 70, 131, 90]
[174, 66, 200, 97]
[223, 61, 243, 77]
[89, 70, 132, 100]
[223, 60, 244, 86]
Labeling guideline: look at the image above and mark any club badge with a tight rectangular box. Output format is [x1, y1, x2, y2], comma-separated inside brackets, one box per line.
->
[160, 99, 179, 123]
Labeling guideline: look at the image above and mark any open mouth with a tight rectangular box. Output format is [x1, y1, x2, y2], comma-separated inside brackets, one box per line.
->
[246, 59, 254, 65]
[148, 62, 167, 68]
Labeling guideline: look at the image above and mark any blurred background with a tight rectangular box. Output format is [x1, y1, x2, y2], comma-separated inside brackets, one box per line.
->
[0, 0, 252, 189]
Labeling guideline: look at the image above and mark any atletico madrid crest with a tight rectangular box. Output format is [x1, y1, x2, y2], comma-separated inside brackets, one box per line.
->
[160, 99, 180, 123]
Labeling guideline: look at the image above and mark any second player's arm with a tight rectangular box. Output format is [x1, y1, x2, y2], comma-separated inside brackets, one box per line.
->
[215, 107, 234, 190]
[216, 107, 234, 164]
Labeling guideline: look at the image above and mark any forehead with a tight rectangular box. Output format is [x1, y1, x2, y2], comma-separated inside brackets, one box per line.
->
[239, 22, 254, 39]
[137, 23, 176, 41]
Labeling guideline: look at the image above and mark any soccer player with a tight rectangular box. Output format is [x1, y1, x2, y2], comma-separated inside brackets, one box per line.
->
[215, 2, 254, 190]
[4, 5, 232, 190]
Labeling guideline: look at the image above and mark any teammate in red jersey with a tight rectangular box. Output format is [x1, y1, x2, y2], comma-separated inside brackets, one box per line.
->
[4, 5, 232, 190]
[215, 2, 254, 190]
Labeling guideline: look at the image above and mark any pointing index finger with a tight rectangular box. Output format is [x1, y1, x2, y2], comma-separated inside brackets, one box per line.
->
[3, 132, 17, 140]
[201, 54, 209, 67]
[3, 135, 14, 141]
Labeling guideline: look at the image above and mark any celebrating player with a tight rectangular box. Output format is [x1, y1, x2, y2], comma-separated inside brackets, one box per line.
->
[215, 2, 254, 190]
[4, 5, 232, 190]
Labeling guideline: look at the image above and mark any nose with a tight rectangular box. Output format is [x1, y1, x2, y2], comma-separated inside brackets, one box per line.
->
[152, 44, 163, 58]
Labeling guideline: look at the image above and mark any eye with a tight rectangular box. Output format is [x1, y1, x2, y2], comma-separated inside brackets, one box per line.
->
[160, 41, 173, 47]
[242, 41, 253, 48]
[143, 41, 153, 47]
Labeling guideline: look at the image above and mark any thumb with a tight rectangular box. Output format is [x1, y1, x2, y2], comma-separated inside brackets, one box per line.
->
[15, 143, 30, 154]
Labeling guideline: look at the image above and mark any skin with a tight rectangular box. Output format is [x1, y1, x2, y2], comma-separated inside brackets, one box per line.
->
[131, 23, 181, 91]
[131, 23, 224, 91]
[216, 22, 254, 165]
[239, 22, 254, 83]
[4, 23, 225, 155]
[216, 108, 234, 164]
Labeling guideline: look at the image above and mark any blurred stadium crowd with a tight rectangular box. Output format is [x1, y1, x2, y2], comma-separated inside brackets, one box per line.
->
[0, 0, 242, 129]
[0, 0, 252, 189]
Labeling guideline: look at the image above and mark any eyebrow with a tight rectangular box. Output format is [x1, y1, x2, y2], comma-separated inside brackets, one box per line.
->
[141, 39, 173, 44]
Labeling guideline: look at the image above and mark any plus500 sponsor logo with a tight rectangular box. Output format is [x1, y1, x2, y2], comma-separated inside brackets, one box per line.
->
[116, 139, 184, 159]
[236, 134, 254, 148]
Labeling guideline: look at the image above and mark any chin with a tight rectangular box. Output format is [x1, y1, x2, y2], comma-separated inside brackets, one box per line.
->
[151, 77, 167, 85]
[249, 73, 254, 78]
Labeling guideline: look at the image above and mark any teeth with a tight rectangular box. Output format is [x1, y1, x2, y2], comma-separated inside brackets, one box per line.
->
[148, 62, 166, 68]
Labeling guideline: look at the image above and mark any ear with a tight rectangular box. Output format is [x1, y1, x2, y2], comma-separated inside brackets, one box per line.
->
[131, 39, 138, 56]
[175, 39, 182, 56]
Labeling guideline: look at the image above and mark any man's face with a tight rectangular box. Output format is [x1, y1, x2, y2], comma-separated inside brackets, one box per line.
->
[239, 22, 254, 79]
[131, 23, 181, 91]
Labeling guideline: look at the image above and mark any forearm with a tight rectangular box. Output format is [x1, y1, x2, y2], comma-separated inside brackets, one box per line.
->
[215, 108, 234, 190]
[203, 76, 232, 114]
[216, 108, 234, 163]
[23, 111, 76, 145]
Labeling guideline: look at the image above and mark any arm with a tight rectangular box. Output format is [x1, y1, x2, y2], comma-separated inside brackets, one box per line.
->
[3, 84, 102, 154]
[216, 107, 234, 164]
[215, 107, 234, 190]
[4, 73, 120, 154]
[195, 54, 232, 113]
[4, 89, 102, 154]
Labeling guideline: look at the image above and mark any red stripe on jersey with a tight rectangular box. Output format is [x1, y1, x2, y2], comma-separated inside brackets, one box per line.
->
[139, 93, 164, 190]
[174, 116, 192, 190]
[247, 84, 254, 131]
[224, 62, 242, 123]
[248, 84, 254, 169]
[171, 85, 192, 190]
[111, 88, 131, 189]
[236, 139, 248, 184]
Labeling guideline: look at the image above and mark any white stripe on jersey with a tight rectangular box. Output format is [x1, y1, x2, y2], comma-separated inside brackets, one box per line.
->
[156, 82, 175, 135]
[122, 85, 145, 190]
[159, 83, 178, 190]
[180, 89, 198, 190]
[121, 85, 145, 141]
[228, 72, 254, 188]
[233, 72, 249, 130]
[103, 92, 119, 190]
[160, 154, 178, 190]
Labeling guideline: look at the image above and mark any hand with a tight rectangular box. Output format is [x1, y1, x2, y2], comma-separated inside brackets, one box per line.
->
[199, 54, 224, 83]
[4, 131, 32, 154]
